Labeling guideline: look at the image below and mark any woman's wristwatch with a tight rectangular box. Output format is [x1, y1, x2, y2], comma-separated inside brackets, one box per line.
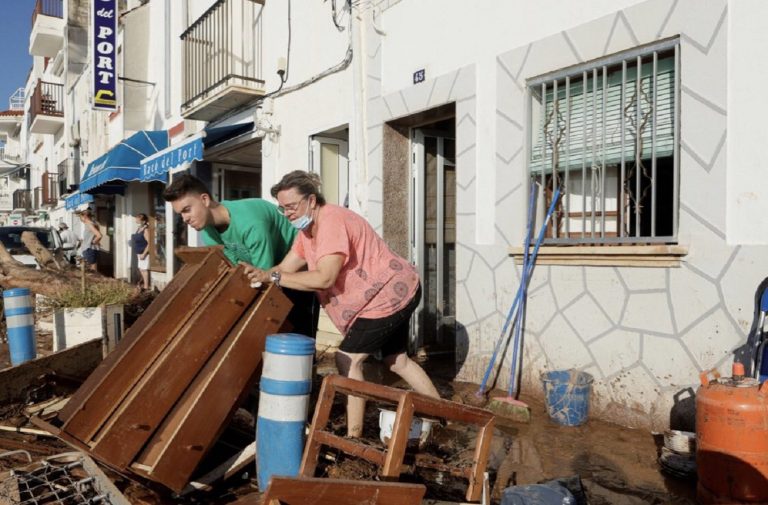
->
[270, 270, 281, 287]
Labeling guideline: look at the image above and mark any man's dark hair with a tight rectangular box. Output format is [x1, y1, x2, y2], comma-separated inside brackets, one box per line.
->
[270, 170, 326, 205]
[163, 174, 211, 202]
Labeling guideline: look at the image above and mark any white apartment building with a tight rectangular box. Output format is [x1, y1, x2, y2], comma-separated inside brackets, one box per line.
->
[15, 0, 768, 430]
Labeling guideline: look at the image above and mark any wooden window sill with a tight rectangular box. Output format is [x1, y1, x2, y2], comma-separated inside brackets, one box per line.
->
[508, 245, 688, 267]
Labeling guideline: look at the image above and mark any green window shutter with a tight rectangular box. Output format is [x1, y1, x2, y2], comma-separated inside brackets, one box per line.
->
[531, 54, 675, 174]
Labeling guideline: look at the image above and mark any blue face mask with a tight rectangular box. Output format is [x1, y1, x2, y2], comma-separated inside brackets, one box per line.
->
[291, 203, 313, 230]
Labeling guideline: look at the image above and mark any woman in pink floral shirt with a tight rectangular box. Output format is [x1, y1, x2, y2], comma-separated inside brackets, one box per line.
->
[245, 171, 439, 437]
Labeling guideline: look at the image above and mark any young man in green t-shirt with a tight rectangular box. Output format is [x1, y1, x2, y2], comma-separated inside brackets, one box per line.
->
[163, 174, 317, 338]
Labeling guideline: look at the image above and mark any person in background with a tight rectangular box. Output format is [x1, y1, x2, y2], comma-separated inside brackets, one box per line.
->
[132, 213, 150, 290]
[162, 174, 318, 338]
[244, 170, 440, 437]
[77, 209, 102, 271]
[58, 223, 79, 264]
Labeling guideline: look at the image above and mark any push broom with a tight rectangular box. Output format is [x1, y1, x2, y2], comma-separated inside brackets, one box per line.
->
[476, 185, 561, 421]
[488, 185, 537, 422]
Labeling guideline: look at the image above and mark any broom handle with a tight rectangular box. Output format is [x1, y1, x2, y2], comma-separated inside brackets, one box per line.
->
[507, 186, 537, 396]
[477, 186, 560, 395]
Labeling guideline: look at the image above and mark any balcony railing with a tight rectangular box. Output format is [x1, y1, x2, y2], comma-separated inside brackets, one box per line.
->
[181, 0, 264, 120]
[29, 80, 64, 134]
[13, 189, 32, 211]
[31, 80, 64, 118]
[32, 0, 63, 25]
[0, 146, 21, 164]
[57, 159, 71, 196]
[42, 171, 59, 205]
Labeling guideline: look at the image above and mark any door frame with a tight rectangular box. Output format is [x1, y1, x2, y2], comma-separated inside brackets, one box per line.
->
[409, 128, 455, 352]
[310, 136, 350, 207]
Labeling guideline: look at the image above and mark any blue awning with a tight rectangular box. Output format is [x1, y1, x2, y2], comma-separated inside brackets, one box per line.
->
[137, 122, 255, 182]
[64, 191, 94, 210]
[140, 134, 204, 182]
[80, 130, 169, 194]
[203, 122, 254, 148]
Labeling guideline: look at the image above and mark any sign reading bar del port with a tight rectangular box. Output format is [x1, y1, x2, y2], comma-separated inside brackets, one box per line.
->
[92, 0, 118, 111]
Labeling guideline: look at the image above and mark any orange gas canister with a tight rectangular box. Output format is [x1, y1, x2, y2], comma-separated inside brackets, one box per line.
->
[696, 364, 768, 503]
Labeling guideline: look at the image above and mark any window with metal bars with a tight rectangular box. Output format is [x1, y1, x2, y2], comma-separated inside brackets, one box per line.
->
[527, 38, 680, 245]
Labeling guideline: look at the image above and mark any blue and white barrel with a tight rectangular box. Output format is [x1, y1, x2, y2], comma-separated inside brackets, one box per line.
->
[3, 288, 36, 366]
[257, 333, 314, 490]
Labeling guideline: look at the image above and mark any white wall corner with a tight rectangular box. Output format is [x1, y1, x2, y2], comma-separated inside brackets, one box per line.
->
[726, 0, 768, 245]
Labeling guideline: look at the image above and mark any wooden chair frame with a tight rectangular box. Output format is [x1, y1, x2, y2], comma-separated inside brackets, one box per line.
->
[300, 374, 495, 502]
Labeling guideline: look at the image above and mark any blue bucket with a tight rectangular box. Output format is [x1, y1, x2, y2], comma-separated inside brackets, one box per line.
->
[541, 370, 593, 426]
[3, 288, 36, 366]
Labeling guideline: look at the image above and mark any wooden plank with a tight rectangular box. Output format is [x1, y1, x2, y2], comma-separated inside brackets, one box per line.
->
[466, 418, 494, 502]
[174, 245, 226, 265]
[90, 264, 259, 468]
[258, 477, 426, 505]
[299, 378, 339, 477]
[56, 263, 198, 424]
[382, 392, 413, 477]
[58, 247, 228, 424]
[329, 376, 494, 425]
[61, 250, 230, 444]
[137, 285, 291, 492]
[0, 339, 101, 405]
[313, 431, 387, 466]
[133, 295, 271, 468]
[180, 441, 256, 494]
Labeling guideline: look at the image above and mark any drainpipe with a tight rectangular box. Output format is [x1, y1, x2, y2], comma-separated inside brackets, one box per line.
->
[349, 5, 368, 216]
[164, 0, 171, 118]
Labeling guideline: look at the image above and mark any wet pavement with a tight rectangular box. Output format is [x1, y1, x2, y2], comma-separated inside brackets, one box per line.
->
[0, 334, 698, 503]
[366, 356, 698, 504]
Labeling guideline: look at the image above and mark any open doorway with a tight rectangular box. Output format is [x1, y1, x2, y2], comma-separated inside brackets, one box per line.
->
[411, 120, 456, 352]
[383, 104, 456, 354]
[310, 127, 349, 207]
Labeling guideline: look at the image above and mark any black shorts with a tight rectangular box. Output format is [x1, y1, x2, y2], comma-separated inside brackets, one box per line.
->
[282, 287, 320, 340]
[340, 284, 421, 357]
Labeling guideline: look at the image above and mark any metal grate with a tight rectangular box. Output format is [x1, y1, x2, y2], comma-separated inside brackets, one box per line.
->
[527, 38, 680, 245]
[0, 452, 126, 505]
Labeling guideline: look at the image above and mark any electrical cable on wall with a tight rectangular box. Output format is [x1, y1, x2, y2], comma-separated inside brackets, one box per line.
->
[219, 0, 353, 124]
[330, 0, 348, 31]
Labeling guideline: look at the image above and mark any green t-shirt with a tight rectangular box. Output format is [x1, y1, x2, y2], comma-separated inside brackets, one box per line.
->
[201, 199, 297, 269]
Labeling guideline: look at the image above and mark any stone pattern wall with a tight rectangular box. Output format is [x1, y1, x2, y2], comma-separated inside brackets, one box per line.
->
[365, 0, 767, 430]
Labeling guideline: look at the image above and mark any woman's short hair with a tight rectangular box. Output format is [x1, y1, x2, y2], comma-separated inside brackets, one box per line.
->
[270, 170, 326, 205]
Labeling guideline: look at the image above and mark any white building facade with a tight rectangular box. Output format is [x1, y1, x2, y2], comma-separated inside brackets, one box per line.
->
[15, 0, 767, 430]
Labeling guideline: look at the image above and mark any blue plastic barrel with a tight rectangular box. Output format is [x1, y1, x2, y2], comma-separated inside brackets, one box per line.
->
[257, 333, 314, 490]
[3, 288, 36, 366]
[540, 370, 593, 426]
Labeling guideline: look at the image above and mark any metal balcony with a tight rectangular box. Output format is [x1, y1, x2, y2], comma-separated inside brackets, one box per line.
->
[42, 171, 59, 205]
[181, 0, 265, 121]
[29, 80, 64, 135]
[13, 189, 32, 211]
[57, 159, 74, 196]
[0, 145, 22, 164]
[30, 0, 64, 58]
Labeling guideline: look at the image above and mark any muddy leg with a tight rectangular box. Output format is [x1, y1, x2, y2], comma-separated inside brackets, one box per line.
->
[335, 350, 369, 437]
[384, 352, 440, 399]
